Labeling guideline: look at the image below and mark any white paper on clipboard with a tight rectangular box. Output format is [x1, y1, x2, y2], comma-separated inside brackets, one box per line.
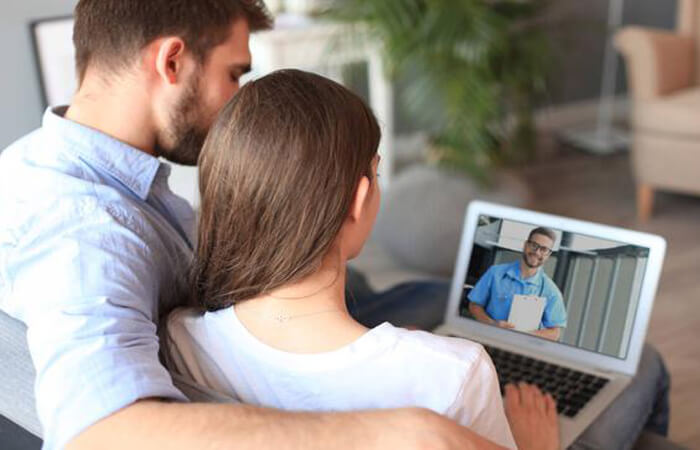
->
[507, 294, 546, 331]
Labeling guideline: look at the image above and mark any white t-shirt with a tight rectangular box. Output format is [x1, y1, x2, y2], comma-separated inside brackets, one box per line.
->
[166, 307, 517, 449]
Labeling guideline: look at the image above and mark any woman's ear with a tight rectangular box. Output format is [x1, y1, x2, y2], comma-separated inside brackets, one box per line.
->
[153, 37, 187, 84]
[348, 176, 371, 223]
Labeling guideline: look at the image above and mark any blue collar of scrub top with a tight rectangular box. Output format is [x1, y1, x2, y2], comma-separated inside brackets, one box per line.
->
[504, 260, 546, 295]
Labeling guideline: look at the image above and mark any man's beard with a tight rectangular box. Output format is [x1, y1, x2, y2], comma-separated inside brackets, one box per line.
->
[156, 74, 209, 166]
[522, 252, 542, 269]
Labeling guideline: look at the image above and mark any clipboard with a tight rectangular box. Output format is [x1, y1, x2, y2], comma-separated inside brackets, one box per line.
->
[507, 294, 546, 331]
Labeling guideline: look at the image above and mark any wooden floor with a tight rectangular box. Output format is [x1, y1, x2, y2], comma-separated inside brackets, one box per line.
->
[518, 149, 700, 449]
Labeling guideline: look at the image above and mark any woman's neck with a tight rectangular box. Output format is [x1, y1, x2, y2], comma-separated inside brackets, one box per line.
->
[233, 251, 368, 353]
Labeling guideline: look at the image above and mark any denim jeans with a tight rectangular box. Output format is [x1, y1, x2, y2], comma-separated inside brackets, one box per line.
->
[345, 267, 671, 449]
[346, 267, 450, 330]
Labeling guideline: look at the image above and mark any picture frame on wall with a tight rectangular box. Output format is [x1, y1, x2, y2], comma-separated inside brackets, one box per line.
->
[30, 16, 77, 108]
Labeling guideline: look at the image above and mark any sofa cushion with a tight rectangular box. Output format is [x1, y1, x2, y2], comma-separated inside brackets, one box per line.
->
[0, 311, 40, 437]
[634, 87, 700, 137]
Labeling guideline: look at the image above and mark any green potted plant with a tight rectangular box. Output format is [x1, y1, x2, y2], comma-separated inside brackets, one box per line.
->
[328, 0, 554, 275]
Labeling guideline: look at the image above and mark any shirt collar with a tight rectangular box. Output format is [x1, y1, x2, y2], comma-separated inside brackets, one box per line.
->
[43, 106, 163, 200]
[505, 260, 543, 286]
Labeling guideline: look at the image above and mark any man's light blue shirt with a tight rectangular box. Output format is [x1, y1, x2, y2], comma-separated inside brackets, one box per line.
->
[468, 260, 567, 329]
[0, 108, 194, 449]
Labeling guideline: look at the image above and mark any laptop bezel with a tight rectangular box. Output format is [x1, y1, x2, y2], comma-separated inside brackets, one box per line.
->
[443, 201, 666, 377]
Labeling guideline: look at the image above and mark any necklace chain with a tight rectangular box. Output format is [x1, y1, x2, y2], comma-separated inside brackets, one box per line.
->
[273, 309, 343, 324]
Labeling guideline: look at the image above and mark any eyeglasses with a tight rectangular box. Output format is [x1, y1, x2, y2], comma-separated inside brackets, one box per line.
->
[526, 240, 553, 256]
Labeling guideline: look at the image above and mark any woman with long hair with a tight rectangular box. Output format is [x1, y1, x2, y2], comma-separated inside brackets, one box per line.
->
[166, 69, 557, 449]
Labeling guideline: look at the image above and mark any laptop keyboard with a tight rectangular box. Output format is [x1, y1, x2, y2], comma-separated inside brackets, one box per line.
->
[483, 345, 609, 418]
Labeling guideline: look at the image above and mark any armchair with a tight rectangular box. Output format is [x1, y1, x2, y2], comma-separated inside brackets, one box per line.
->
[615, 0, 700, 221]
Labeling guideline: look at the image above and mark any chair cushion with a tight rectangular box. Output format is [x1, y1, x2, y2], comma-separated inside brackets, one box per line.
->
[634, 87, 700, 137]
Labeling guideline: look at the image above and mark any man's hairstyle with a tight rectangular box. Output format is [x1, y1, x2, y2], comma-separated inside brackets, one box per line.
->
[194, 69, 381, 311]
[528, 227, 557, 243]
[73, 0, 272, 83]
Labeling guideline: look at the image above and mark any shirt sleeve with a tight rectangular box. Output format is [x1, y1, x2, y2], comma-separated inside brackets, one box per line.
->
[467, 267, 494, 307]
[542, 283, 567, 328]
[446, 347, 517, 449]
[7, 207, 187, 449]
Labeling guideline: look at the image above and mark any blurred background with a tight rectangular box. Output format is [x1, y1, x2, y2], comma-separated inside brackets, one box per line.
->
[1, 0, 698, 448]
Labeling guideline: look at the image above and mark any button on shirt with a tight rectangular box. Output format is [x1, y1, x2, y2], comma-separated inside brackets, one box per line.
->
[468, 260, 567, 329]
[0, 107, 194, 449]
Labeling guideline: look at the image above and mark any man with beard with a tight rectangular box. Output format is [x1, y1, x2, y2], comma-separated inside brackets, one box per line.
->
[469, 227, 566, 341]
[0, 1, 560, 449]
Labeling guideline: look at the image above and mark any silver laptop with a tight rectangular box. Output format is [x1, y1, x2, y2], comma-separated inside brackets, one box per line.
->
[433, 201, 666, 448]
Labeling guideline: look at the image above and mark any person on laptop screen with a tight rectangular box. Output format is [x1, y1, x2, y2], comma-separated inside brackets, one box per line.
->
[468, 227, 567, 341]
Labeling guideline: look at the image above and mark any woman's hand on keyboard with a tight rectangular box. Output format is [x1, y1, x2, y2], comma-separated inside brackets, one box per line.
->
[504, 382, 560, 450]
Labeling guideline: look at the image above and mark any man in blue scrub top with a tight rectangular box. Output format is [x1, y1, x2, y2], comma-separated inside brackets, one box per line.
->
[468, 227, 567, 341]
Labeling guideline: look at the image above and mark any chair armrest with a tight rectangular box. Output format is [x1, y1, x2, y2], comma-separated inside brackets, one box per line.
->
[614, 26, 695, 101]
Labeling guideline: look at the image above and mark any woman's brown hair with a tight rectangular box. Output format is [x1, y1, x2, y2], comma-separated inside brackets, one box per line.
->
[194, 69, 381, 311]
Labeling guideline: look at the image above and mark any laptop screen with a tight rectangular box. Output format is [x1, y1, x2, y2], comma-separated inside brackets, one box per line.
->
[459, 214, 649, 360]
